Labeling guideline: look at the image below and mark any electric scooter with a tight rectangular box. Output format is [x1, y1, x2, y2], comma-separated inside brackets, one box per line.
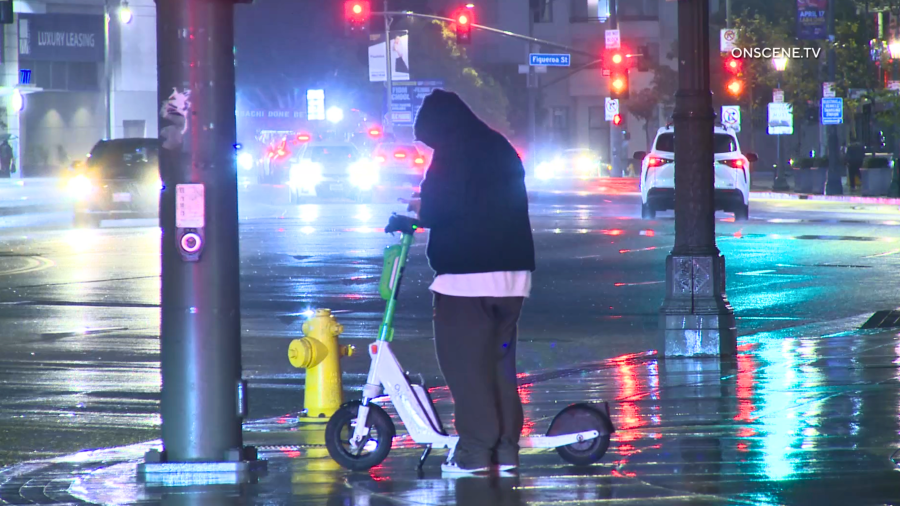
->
[324, 213, 615, 472]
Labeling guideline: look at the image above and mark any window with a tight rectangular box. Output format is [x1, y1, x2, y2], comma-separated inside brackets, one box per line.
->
[18, 60, 100, 92]
[88, 140, 159, 179]
[531, 0, 553, 23]
[654, 133, 737, 153]
[618, 0, 659, 19]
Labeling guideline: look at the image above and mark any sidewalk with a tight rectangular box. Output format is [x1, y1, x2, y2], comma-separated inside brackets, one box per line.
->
[0, 178, 69, 216]
[751, 170, 900, 205]
[1, 319, 899, 505]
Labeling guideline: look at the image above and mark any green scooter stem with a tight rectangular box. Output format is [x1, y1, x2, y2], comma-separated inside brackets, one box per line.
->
[377, 231, 414, 342]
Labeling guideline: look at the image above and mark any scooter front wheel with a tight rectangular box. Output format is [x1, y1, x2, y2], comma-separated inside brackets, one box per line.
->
[325, 401, 395, 471]
[547, 403, 614, 466]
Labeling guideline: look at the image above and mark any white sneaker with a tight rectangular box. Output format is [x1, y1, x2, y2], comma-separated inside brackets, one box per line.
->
[441, 460, 490, 475]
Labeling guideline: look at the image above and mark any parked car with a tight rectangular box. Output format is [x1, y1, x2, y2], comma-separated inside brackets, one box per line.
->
[635, 126, 757, 220]
[288, 142, 378, 203]
[68, 138, 161, 227]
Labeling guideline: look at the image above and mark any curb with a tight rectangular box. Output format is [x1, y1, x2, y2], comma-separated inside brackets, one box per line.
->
[750, 191, 900, 205]
[0, 204, 67, 217]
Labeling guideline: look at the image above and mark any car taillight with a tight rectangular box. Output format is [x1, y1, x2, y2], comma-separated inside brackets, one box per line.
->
[647, 156, 672, 168]
[721, 158, 744, 169]
[394, 152, 407, 159]
[414, 157, 425, 165]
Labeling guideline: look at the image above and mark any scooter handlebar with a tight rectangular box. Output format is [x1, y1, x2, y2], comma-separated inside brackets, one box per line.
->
[385, 214, 421, 235]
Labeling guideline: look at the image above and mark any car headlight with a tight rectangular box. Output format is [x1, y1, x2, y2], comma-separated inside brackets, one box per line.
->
[536, 161, 559, 180]
[290, 161, 323, 188]
[576, 157, 594, 171]
[67, 174, 93, 198]
[348, 159, 379, 190]
[237, 153, 254, 171]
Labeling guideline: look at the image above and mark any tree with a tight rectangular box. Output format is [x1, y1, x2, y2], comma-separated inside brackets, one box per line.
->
[628, 64, 677, 149]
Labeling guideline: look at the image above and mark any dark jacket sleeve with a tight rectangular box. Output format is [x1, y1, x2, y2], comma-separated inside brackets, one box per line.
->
[418, 151, 466, 229]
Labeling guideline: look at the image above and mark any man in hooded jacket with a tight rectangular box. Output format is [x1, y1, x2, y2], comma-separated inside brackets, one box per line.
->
[409, 90, 535, 474]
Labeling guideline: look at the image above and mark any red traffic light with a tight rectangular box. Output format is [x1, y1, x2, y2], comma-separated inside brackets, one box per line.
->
[724, 57, 742, 74]
[458, 13, 469, 24]
[345, 1, 369, 18]
[726, 79, 742, 96]
[455, 7, 473, 44]
[611, 52, 623, 65]
[613, 113, 623, 126]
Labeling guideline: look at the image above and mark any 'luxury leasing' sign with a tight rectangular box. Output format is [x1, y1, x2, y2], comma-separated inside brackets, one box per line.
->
[18, 14, 104, 62]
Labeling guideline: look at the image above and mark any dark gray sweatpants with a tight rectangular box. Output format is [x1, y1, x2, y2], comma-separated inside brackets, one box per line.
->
[433, 292, 525, 468]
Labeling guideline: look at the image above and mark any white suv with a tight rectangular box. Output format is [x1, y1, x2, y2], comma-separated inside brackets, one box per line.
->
[635, 125, 757, 220]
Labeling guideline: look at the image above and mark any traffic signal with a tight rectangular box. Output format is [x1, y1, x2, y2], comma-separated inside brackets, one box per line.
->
[636, 44, 649, 72]
[612, 113, 624, 127]
[344, 1, 370, 37]
[456, 8, 473, 44]
[610, 72, 629, 99]
[723, 55, 743, 97]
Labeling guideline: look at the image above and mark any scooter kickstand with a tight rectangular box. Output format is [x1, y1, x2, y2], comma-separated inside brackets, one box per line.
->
[417, 445, 432, 475]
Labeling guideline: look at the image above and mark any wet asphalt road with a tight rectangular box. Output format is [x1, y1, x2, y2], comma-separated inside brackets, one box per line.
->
[2, 180, 900, 466]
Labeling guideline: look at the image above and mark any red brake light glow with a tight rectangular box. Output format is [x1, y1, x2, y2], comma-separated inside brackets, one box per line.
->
[414, 157, 425, 165]
[721, 158, 744, 169]
[646, 156, 671, 168]
[297, 134, 311, 142]
[394, 152, 407, 159]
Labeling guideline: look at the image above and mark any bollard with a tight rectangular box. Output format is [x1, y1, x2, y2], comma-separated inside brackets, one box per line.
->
[288, 309, 354, 418]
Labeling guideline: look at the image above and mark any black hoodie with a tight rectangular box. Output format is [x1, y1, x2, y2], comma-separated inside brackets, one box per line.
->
[414, 90, 535, 276]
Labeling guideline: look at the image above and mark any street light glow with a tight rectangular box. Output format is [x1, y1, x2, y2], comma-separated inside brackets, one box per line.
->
[326, 107, 344, 123]
[772, 56, 787, 72]
[119, 2, 133, 24]
[10, 89, 24, 112]
[890, 40, 900, 59]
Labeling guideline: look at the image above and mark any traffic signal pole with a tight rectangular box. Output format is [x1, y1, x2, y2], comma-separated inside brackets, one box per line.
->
[659, 0, 736, 357]
[139, 0, 263, 481]
[824, 0, 842, 195]
[383, 0, 394, 135]
[608, 0, 624, 177]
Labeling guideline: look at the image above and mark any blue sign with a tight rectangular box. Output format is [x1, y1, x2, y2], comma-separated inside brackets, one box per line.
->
[821, 97, 843, 125]
[18, 69, 31, 86]
[17, 14, 105, 62]
[388, 80, 444, 126]
[529, 54, 571, 67]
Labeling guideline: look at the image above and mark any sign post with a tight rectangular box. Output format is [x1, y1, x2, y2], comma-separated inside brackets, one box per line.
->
[721, 105, 740, 131]
[605, 97, 619, 121]
[821, 97, 843, 125]
[719, 28, 738, 53]
[605, 29, 620, 49]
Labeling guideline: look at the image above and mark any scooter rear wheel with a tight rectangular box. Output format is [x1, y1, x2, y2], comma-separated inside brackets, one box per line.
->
[547, 403, 613, 466]
[325, 401, 395, 471]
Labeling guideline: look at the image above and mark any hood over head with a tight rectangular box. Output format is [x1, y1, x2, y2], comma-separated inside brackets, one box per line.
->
[414, 89, 489, 149]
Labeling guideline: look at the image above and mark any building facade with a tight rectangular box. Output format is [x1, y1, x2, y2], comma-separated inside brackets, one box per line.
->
[1, 0, 156, 177]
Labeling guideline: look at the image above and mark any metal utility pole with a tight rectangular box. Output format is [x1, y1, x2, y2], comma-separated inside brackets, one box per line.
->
[825, 0, 843, 195]
[104, 0, 113, 140]
[659, 0, 736, 357]
[384, 0, 394, 135]
[140, 0, 262, 480]
[527, 3, 537, 172]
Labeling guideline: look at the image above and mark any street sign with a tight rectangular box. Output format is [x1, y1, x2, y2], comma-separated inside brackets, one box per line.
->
[721, 105, 741, 131]
[767, 102, 793, 135]
[605, 29, 620, 49]
[821, 97, 843, 125]
[529, 53, 570, 66]
[823, 82, 835, 98]
[720, 28, 738, 53]
[773, 89, 784, 103]
[18, 69, 31, 86]
[605, 97, 619, 121]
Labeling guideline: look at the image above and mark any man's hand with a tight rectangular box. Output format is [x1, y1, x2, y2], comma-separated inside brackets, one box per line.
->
[398, 193, 421, 216]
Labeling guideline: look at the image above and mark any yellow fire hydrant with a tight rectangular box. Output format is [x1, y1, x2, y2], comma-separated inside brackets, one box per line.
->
[287, 309, 354, 418]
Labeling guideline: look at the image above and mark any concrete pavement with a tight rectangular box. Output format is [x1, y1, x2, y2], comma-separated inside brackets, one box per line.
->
[1, 319, 898, 505]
